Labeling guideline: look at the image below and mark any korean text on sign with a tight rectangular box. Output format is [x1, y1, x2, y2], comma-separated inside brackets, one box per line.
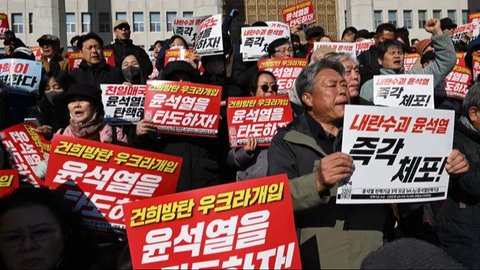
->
[194, 14, 223, 56]
[258, 58, 307, 95]
[0, 58, 42, 93]
[227, 96, 293, 147]
[338, 105, 454, 204]
[373, 74, 434, 108]
[0, 123, 50, 187]
[0, 13, 9, 39]
[45, 135, 183, 232]
[101, 84, 146, 125]
[240, 27, 291, 62]
[173, 16, 208, 45]
[0, 170, 19, 198]
[123, 174, 302, 269]
[443, 53, 472, 100]
[144, 80, 222, 137]
[281, 0, 315, 27]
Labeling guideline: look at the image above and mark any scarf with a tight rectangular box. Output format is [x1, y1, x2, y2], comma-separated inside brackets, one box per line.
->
[68, 112, 107, 139]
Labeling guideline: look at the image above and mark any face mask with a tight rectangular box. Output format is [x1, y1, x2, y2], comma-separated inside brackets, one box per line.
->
[45, 91, 63, 106]
[123, 66, 141, 82]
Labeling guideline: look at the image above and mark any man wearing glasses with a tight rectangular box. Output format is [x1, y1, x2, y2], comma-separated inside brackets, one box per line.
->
[105, 20, 153, 80]
[267, 38, 294, 58]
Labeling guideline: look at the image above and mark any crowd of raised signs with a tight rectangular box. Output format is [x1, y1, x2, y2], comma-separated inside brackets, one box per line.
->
[0, 6, 480, 270]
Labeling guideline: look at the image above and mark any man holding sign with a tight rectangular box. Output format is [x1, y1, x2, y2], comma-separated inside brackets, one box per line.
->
[267, 59, 469, 269]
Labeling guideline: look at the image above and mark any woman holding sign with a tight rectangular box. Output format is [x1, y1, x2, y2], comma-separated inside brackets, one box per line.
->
[227, 70, 278, 180]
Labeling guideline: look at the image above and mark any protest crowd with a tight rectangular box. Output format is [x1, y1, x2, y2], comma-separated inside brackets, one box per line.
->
[2, 4, 480, 269]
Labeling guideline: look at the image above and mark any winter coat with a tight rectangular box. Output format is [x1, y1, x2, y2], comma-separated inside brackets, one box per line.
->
[71, 60, 124, 87]
[359, 34, 456, 105]
[267, 113, 385, 269]
[39, 54, 70, 73]
[104, 39, 153, 79]
[60, 123, 128, 144]
[436, 118, 480, 269]
[227, 147, 268, 181]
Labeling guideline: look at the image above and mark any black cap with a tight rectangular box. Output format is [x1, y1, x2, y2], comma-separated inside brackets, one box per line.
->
[440, 18, 457, 31]
[162, 61, 201, 83]
[65, 83, 103, 110]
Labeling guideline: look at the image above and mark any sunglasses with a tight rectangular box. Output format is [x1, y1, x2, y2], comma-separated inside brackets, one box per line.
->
[116, 25, 130, 31]
[259, 84, 278, 92]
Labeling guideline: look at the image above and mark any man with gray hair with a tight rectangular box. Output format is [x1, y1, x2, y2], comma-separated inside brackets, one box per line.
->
[268, 59, 470, 269]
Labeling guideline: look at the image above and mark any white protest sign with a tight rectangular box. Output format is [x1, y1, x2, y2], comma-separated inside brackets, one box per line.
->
[452, 22, 480, 44]
[0, 59, 42, 93]
[313, 42, 356, 58]
[240, 27, 290, 62]
[194, 14, 223, 56]
[100, 84, 146, 125]
[373, 74, 434, 108]
[266, 21, 291, 38]
[173, 16, 208, 45]
[338, 105, 454, 204]
[355, 39, 375, 56]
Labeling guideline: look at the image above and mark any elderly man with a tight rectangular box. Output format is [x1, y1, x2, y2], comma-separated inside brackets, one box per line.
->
[105, 20, 152, 79]
[37, 34, 70, 73]
[71, 32, 123, 87]
[267, 59, 469, 269]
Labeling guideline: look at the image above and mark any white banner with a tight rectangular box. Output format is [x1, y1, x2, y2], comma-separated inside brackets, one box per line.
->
[313, 42, 356, 58]
[338, 105, 454, 204]
[452, 22, 480, 44]
[0, 59, 42, 93]
[173, 16, 208, 45]
[355, 39, 375, 56]
[266, 21, 291, 38]
[101, 84, 146, 125]
[194, 14, 223, 56]
[373, 74, 434, 108]
[240, 27, 290, 62]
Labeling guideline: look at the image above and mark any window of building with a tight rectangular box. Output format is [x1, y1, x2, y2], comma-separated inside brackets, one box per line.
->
[183, 12, 193, 18]
[133, 12, 144, 32]
[448, 10, 456, 24]
[433, 10, 442, 19]
[66, 13, 75, 33]
[12, 13, 23, 34]
[462, 10, 469, 24]
[403, 10, 412, 29]
[99, 13, 110, 32]
[82, 13, 91, 33]
[150, 12, 161, 32]
[388, 10, 397, 27]
[116, 12, 126, 21]
[418, 10, 427, 28]
[28, 13, 33, 33]
[374, 10, 382, 28]
[167, 12, 177, 32]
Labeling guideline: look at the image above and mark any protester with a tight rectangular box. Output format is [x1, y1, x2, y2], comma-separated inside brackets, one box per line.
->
[71, 32, 123, 87]
[359, 18, 456, 104]
[37, 34, 70, 73]
[341, 26, 357, 42]
[326, 52, 361, 103]
[395, 27, 413, 53]
[121, 54, 145, 84]
[227, 70, 278, 180]
[0, 187, 98, 269]
[105, 20, 153, 79]
[70, 35, 81, 51]
[28, 71, 72, 139]
[357, 23, 396, 86]
[148, 40, 163, 80]
[465, 38, 480, 83]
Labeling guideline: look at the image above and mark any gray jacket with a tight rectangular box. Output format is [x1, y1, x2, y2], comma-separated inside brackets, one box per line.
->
[359, 34, 456, 104]
[227, 147, 268, 181]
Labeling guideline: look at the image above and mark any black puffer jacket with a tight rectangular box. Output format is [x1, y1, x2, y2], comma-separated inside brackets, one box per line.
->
[104, 39, 153, 79]
[71, 60, 123, 87]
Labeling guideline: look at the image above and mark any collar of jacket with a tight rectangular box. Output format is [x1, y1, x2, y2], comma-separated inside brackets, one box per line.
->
[458, 116, 480, 142]
[379, 67, 405, 75]
[79, 59, 107, 69]
[114, 39, 133, 46]
[283, 113, 331, 157]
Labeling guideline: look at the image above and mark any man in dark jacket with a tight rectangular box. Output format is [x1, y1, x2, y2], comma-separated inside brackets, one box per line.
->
[71, 32, 123, 87]
[437, 82, 480, 269]
[104, 20, 153, 80]
[357, 23, 396, 87]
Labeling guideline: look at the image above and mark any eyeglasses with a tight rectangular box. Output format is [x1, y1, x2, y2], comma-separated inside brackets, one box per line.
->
[116, 26, 130, 31]
[275, 47, 293, 54]
[259, 84, 279, 93]
[1, 227, 58, 248]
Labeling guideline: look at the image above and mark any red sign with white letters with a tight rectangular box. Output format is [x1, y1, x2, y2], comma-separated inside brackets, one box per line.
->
[227, 96, 293, 147]
[0, 170, 19, 197]
[123, 174, 302, 269]
[258, 58, 307, 95]
[282, 0, 315, 27]
[67, 49, 116, 70]
[45, 135, 183, 232]
[144, 80, 222, 137]
[0, 123, 50, 187]
[443, 53, 472, 100]
[0, 13, 9, 39]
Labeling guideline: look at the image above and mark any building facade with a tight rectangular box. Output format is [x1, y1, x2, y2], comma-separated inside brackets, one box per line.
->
[338, 0, 469, 41]
[1, 0, 221, 50]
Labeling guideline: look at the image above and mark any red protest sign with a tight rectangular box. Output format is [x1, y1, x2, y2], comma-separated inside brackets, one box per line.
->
[30, 46, 43, 61]
[0, 170, 19, 197]
[403, 53, 420, 71]
[67, 50, 83, 70]
[443, 53, 472, 100]
[164, 49, 195, 66]
[0, 124, 50, 187]
[469, 11, 480, 24]
[282, 0, 315, 27]
[473, 54, 480, 81]
[258, 58, 307, 95]
[227, 96, 293, 147]
[123, 174, 302, 269]
[45, 135, 183, 233]
[0, 13, 9, 39]
[144, 80, 222, 137]
[103, 49, 116, 67]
